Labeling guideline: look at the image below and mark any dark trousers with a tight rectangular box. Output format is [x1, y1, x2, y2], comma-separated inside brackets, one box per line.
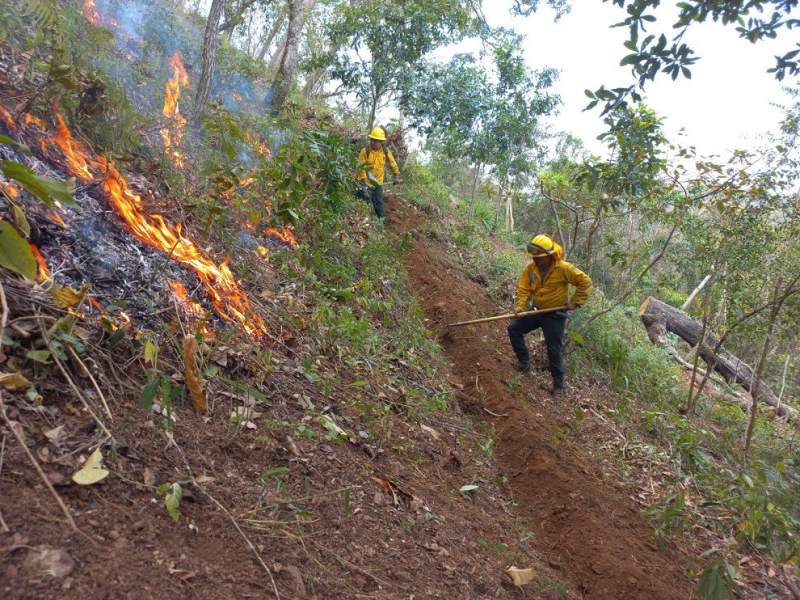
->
[356, 184, 385, 218]
[508, 312, 567, 387]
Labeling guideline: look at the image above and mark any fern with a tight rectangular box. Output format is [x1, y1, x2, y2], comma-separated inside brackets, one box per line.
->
[23, 0, 61, 31]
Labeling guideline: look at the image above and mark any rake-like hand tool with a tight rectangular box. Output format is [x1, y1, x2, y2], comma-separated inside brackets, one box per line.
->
[448, 306, 567, 328]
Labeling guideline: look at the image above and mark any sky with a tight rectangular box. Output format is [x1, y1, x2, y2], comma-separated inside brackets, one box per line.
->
[427, 0, 796, 159]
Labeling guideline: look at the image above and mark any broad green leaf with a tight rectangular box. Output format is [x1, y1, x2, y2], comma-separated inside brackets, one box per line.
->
[143, 339, 158, 366]
[139, 377, 160, 410]
[697, 557, 737, 600]
[0, 220, 36, 280]
[165, 482, 182, 522]
[26, 349, 52, 364]
[0, 161, 76, 207]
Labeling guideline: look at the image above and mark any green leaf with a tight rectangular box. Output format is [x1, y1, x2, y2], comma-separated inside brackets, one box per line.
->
[318, 414, 348, 441]
[26, 349, 52, 364]
[139, 377, 160, 410]
[0, 220, 36, 280]
[0, 161, 76, 207]
[11, 205, 30, 239]
[620, 53, 640, 66]
[697, 557, 737, 600]
[143, 339, 158, 366]
[0, 135, 31, 155]
[164, 482, 183, 523]
[258, 466, 289, 481]
[567, 330, 586, 346]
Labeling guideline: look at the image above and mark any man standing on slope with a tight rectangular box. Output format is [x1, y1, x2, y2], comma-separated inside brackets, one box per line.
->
[508, 234, 592, 397]
[357, 126, 401, 220]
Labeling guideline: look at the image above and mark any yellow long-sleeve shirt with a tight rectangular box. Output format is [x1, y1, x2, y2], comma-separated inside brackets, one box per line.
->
[515, 259, 593, 312]
[357, 146, 400, 187]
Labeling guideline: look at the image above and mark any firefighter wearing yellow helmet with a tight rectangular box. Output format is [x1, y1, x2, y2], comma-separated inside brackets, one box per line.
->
[356, 126, 401, 220]
[509, 234, 592, 397]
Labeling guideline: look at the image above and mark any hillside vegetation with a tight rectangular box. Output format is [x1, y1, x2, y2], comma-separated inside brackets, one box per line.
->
[1, 1, 800, 599]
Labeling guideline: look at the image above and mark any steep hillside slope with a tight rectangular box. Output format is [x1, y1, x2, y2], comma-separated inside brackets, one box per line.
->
[387, 195, 693, 599]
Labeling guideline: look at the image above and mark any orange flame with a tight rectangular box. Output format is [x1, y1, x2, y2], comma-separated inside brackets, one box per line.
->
[0, 105, 13, 128]
[29, 244, 50, 280]
[54, 112, 92, 182]
[11, 105, 266, 338]
[160, 52, 190, 168]
[23, 113, 46, 129]
[169, 280, 212, 337]
[82, 0, 100, 26]
[2, 181, 19, 199]
[264, 226, 299, 248]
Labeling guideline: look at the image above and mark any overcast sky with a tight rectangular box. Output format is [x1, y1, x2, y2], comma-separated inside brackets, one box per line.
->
[429, 0, 796, 159]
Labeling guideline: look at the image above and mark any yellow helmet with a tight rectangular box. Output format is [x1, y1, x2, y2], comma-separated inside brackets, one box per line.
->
[527, 234, 556, 257]
[368, 126, 387, 141]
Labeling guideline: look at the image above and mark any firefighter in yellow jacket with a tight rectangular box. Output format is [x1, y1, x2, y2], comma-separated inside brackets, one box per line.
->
[509, 234, 592, 397]
[357, 126, 400, 219]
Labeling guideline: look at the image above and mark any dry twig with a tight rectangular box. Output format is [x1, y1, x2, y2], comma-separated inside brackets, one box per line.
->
[37, 317, 113, 440]
[0, 392, 78, 532]
[196, 483, 281, 599]
[68, 347, 113, 420]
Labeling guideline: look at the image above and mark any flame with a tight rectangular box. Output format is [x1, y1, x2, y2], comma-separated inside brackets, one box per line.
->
[11, 105, 266, 338]
[169, 281, 212, 337]
[0, 105, 13, 128]
[2, 181, 19, 199]
[88, 296, 104, 312]
[264, 226, 299, 248]
[160, 52, 190, 168]
[29, 244, 50, 280]
[54, 112, 92, 182]
[23, 113, 45, 130]
[46, 203, 68, 229]
[82, 0, 100, 25]
[169, 281, 204, 317]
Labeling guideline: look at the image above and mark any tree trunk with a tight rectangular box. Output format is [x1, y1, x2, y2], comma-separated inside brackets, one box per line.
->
[639, 296, 794, 419]
[367, 83, 381, 129]
[744, 278, 783, 458]
[270, 0, 301, 112]
[269, 0, 317, 112]
[504, 193, 514, 231]
[302, 43, 341, 97]
[681, 274, 712, 312]
[194, 0, 225, 115]
[258, 9, 286, 62]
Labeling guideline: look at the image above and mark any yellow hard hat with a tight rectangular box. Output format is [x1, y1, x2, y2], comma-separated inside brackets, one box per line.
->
[368, 126, 387, 141]
[527, 234, 556, 257]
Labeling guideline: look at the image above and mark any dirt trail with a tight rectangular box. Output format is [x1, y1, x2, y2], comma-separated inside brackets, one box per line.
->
[388, 197, 692, 599]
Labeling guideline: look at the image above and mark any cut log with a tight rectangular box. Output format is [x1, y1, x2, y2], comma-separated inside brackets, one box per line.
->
[639, 296, 796, 420]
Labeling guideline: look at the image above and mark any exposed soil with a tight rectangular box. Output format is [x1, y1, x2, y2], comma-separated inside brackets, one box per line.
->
[387, 195, 694, 599]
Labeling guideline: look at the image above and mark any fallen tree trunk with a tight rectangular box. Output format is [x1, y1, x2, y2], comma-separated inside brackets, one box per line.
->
[639, 296, 796, 420]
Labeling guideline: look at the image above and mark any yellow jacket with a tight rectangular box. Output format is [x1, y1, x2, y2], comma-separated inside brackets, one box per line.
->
[514, 242, 592, 312]
[357, 146, 400, 187]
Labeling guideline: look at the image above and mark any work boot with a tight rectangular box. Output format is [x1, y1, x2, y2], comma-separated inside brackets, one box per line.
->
[551, 385, 565, 399]
[513, 360, 531, 374]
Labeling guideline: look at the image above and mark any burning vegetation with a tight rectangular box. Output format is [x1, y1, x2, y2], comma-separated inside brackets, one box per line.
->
[160, 52, 190, 168]
[1, 106, 269, 338]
